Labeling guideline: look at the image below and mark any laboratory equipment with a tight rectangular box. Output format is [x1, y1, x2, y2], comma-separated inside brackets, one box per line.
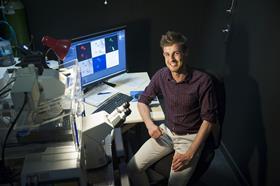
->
[81, 102, 131, 169]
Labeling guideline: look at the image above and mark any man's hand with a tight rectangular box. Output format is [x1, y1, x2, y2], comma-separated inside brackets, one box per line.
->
[138, 102, 162, 139]
[147, 124, 162, 139]
[171, 150, 194, 172]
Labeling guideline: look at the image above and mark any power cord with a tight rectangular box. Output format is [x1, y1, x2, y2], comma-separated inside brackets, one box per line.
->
[0, 78, 15, 94]
[0, 78, 15, 98]
[0, 88, 11, 97]
[0, 92, 28, 184]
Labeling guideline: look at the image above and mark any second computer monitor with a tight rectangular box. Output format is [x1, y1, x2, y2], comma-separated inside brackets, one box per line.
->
[63, 26, 127, 88]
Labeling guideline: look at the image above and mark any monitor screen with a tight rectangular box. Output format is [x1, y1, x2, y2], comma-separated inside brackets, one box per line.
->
[63, 26, 127, 89]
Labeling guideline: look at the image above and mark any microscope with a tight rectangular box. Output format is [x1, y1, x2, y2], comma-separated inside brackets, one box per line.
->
[81, 102, 131, 170]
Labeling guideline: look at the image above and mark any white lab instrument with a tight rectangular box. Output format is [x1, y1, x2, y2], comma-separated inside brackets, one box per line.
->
[81, 102, 131, 169]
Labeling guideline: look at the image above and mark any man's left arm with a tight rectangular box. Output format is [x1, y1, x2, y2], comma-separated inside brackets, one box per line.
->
[172, 74, 218, 171]
[185, 119, 213, 156]
[171, 120, 213, 172]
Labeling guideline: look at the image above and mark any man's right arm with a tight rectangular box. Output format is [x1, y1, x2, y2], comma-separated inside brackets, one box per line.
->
[137, 102, 162, 138]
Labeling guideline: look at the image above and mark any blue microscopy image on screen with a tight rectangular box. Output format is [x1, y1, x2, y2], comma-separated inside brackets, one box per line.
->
[92, 55, 106, 72]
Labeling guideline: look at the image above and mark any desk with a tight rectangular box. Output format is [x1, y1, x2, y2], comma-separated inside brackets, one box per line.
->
[84, 72, 165, 125]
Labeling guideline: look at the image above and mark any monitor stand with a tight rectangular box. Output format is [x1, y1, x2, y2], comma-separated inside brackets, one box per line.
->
[103, 81, 116, 87]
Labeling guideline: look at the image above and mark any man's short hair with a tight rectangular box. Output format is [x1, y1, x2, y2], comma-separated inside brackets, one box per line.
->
[160, 31, 188, 51]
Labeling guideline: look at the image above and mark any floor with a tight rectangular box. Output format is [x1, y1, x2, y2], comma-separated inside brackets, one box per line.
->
[192, 147, 242, 186]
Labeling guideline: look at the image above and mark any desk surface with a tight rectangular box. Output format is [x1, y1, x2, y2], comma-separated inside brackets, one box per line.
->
[84, 72, 165, 124]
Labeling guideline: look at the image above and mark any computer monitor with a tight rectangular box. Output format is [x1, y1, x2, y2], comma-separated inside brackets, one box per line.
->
[63, 26, 127, 89]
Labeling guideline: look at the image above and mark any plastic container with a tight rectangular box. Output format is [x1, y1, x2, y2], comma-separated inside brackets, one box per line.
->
[0, 40, 15, 66]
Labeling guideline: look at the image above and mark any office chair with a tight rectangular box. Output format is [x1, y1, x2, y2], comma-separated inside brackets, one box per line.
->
[147, 71, 226, 186]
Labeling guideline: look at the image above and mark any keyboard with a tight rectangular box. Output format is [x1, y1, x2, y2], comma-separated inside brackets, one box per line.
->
[92, 92, 133, 114]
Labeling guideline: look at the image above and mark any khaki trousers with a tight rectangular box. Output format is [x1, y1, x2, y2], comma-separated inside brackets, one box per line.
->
[127, 124, 204, 186]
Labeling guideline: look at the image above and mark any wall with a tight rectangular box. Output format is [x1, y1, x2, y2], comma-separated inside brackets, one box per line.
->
[21, 0, 205, 74]
[195, 0, 280, 186]
[20, 0, 280, 185]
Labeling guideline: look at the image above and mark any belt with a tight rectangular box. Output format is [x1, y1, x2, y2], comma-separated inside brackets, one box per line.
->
[171, 130, 198, 135]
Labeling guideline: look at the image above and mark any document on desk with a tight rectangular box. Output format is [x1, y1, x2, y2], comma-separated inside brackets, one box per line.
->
[84, 84, 119, 106]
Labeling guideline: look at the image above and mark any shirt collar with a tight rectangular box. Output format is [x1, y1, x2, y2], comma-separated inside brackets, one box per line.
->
[166, 68, 193, 84]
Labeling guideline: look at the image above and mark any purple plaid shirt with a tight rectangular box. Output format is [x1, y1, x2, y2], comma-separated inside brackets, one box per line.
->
[138, 67, 218, 134]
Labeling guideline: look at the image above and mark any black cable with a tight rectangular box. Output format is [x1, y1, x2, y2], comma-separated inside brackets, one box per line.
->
[1, 92, 28, 169]
[0, 79, 15, 94]
[0, 88, 11, 97]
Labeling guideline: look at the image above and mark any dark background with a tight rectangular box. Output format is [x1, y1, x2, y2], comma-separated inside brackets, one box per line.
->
[9, 0, 280, 185]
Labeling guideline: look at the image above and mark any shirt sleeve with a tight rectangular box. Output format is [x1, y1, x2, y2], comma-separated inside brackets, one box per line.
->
[199, 76, 218, 124]
[138, 71, 161, 106]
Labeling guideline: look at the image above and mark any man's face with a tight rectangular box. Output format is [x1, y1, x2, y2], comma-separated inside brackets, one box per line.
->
[163, 44, 186, 73]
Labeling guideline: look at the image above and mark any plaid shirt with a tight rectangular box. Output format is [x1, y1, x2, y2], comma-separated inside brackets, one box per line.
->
[138, 67, 218, 134]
